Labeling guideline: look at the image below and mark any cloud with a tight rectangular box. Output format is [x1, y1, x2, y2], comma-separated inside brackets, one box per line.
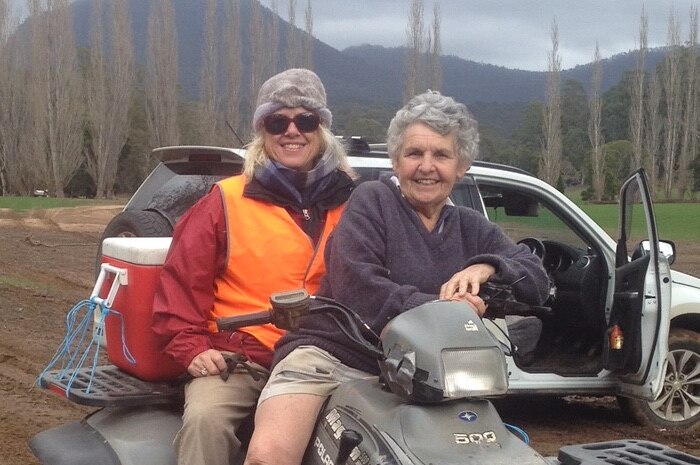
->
[264, 0, 700, 71]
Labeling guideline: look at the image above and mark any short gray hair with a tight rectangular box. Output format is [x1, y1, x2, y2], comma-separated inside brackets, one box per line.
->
[386, 90, 479, 167]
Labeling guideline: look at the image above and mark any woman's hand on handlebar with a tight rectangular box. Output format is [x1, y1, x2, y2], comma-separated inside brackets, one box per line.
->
[440, 264, 495, 301]
[448, 293, 487, 317]
[188, 348, 228, 378]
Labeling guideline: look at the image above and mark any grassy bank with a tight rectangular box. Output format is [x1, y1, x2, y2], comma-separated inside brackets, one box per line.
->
[0, 196, 124, 211]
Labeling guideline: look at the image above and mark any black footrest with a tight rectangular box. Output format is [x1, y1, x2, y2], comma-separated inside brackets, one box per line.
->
[558, 440, 700, 465]
[39, 365, 182, 407]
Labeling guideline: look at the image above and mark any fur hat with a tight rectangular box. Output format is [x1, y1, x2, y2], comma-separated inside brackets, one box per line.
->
[252, 68, 332, 131]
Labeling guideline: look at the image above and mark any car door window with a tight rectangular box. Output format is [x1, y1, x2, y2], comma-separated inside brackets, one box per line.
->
[471, 180, 609, 375]
[477, 184, 587, 250]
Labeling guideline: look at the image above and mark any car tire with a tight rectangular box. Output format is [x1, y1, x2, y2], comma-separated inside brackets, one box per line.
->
[617, 328, 700, 432]
[95, 210, 173, 276]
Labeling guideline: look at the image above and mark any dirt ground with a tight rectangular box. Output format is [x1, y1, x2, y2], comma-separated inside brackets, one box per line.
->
[1, 205, 700, 465]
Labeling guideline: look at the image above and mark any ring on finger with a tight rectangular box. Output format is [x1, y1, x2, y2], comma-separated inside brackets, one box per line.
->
[200, 368, 208, 376]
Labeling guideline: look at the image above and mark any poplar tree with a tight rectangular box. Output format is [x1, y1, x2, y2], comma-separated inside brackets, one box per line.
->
[146, 0, 180, 148]
[677, 5, 699, 199]
[268, 0, 279, 75]
[85, 0, 135, 198]
[286, 0, 302, 68]
[662, 8, 682, 199]
[222, 0, 243, 145]
[199, 0, 218, 143]
[429, 1, 442, 91]
[303, 0, 313, 68]
[588, 44, 605, 202]
[0, 0, 10, 194]
[29, 0, 84, 198]
[644, 73, 662, 198]
[404, 0, 442, 100]
[249, 0, 265, 125]
[404, 0, 424, 102]
[540, 18, 562, 187]
[629, 7, 647, 170]
[1, 5, 40, 195]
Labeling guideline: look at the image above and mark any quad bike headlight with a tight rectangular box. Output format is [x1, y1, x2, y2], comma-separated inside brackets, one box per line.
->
[379, 301, 509, 403]
[442, 347, 508, 398]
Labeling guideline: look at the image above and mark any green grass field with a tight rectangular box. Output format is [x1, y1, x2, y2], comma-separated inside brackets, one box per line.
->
[1, 194, 697, 243]
[553, 186, 700, 242]
[580, 202, 700, 243]
[0, 196, 123, 211]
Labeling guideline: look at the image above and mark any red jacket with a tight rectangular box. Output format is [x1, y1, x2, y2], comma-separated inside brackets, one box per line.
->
[152, 174, 352, 370]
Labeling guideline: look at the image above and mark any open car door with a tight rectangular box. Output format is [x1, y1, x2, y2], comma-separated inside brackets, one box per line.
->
[607, 169, 671, 400]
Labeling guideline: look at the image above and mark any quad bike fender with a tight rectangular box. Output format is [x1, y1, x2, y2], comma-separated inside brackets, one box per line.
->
[30, 420, 121, 465]
[314, 379, 549, 465]
[30, 406, 182, 465]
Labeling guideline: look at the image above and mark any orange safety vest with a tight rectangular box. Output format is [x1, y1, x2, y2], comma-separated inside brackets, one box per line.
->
[208, 175, 345, 349]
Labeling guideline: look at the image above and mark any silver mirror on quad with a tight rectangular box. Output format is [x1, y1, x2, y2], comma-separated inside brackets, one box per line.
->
[378, 301, 508, 403]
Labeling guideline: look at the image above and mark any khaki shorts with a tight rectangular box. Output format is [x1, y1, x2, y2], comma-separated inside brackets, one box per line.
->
[258, 345, 375, 405]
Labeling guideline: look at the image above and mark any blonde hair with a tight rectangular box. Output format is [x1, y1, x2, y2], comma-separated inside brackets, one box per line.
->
[243, 126, 357, 180]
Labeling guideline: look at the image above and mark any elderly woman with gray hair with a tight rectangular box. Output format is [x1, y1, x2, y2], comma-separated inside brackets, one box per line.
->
[243, 90, 549, 465]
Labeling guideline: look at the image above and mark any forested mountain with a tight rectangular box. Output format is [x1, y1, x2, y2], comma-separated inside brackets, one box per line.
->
[68, 0, 667, 120]
[70, 0, 399, 108]
[7, 0, 697, 200]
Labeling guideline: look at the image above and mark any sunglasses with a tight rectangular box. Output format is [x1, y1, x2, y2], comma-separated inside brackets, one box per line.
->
[263, 112, 320, 135]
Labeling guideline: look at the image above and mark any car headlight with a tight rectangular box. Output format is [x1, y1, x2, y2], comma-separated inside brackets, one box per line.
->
[442, 347, 508, 398]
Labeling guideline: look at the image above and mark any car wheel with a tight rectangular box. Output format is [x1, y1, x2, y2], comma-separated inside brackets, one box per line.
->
[617, 328, 700, 432]
[95, 210, 173, 275]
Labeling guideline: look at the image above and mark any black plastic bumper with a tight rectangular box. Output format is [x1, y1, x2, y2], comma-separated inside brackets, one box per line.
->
[557, 440, 700, 465]
[38, 365, 181, 407]
[29, 420, 121, 465]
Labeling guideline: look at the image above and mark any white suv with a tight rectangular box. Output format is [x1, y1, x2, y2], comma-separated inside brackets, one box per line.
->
[90, 145, 700, 431]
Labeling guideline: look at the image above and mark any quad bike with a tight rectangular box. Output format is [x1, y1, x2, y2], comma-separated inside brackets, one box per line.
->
[30, 281, 699, 465]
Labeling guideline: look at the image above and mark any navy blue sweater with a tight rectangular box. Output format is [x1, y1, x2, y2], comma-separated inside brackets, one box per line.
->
[273, 176, 549, 374]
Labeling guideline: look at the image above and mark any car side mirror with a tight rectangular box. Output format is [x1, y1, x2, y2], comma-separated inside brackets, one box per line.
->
[631, 240, 676, 265]
[659, 240, 676, 265]
[503, 192, 539, 217]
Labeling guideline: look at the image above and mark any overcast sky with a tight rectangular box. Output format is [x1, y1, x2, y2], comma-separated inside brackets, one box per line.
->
[262, 0, 700, 71]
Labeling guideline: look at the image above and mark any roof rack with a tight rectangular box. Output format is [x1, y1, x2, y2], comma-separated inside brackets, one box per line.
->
[346, 145, 534, 177]
[471, 160, 533, 176]
[348, 149, 390, 158]
[368, 143, 387, 151]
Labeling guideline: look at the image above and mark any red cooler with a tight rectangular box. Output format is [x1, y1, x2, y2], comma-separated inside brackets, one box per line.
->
[99, 237, 184, 381]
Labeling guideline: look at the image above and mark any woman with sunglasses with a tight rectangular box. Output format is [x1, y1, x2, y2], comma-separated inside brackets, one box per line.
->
[151, 68, 355, 465]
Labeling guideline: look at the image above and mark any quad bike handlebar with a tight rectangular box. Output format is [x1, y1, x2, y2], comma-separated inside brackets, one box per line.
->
[217, 283, 552, 334]
[217, 290, 383, 357]
[216, 289, 313, 332]
[479, 282, 553, 320]
[216, 285, 551, 388]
